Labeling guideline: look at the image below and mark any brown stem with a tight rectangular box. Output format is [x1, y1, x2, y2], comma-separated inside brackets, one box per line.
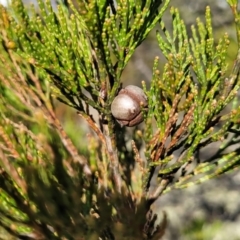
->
[102, 116, 122, 193]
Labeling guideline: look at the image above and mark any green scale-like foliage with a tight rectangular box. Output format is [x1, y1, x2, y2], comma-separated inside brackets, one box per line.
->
[0, 0, 240, 239]
[144, 6, 240, 197]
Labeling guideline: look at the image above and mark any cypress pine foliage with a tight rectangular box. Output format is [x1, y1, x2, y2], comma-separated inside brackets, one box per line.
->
[0, 0, 240, 239]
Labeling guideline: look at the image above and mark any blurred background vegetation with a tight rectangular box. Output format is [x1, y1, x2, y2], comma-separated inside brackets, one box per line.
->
[0, 0, 239, 239]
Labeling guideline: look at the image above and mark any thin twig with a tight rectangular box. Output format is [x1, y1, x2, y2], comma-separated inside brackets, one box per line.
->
[77, 111, 106, 146]
[102, 119, 122, 192]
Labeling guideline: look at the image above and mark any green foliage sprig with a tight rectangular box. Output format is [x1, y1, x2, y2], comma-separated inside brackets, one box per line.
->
[144, 6, 240, 199]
